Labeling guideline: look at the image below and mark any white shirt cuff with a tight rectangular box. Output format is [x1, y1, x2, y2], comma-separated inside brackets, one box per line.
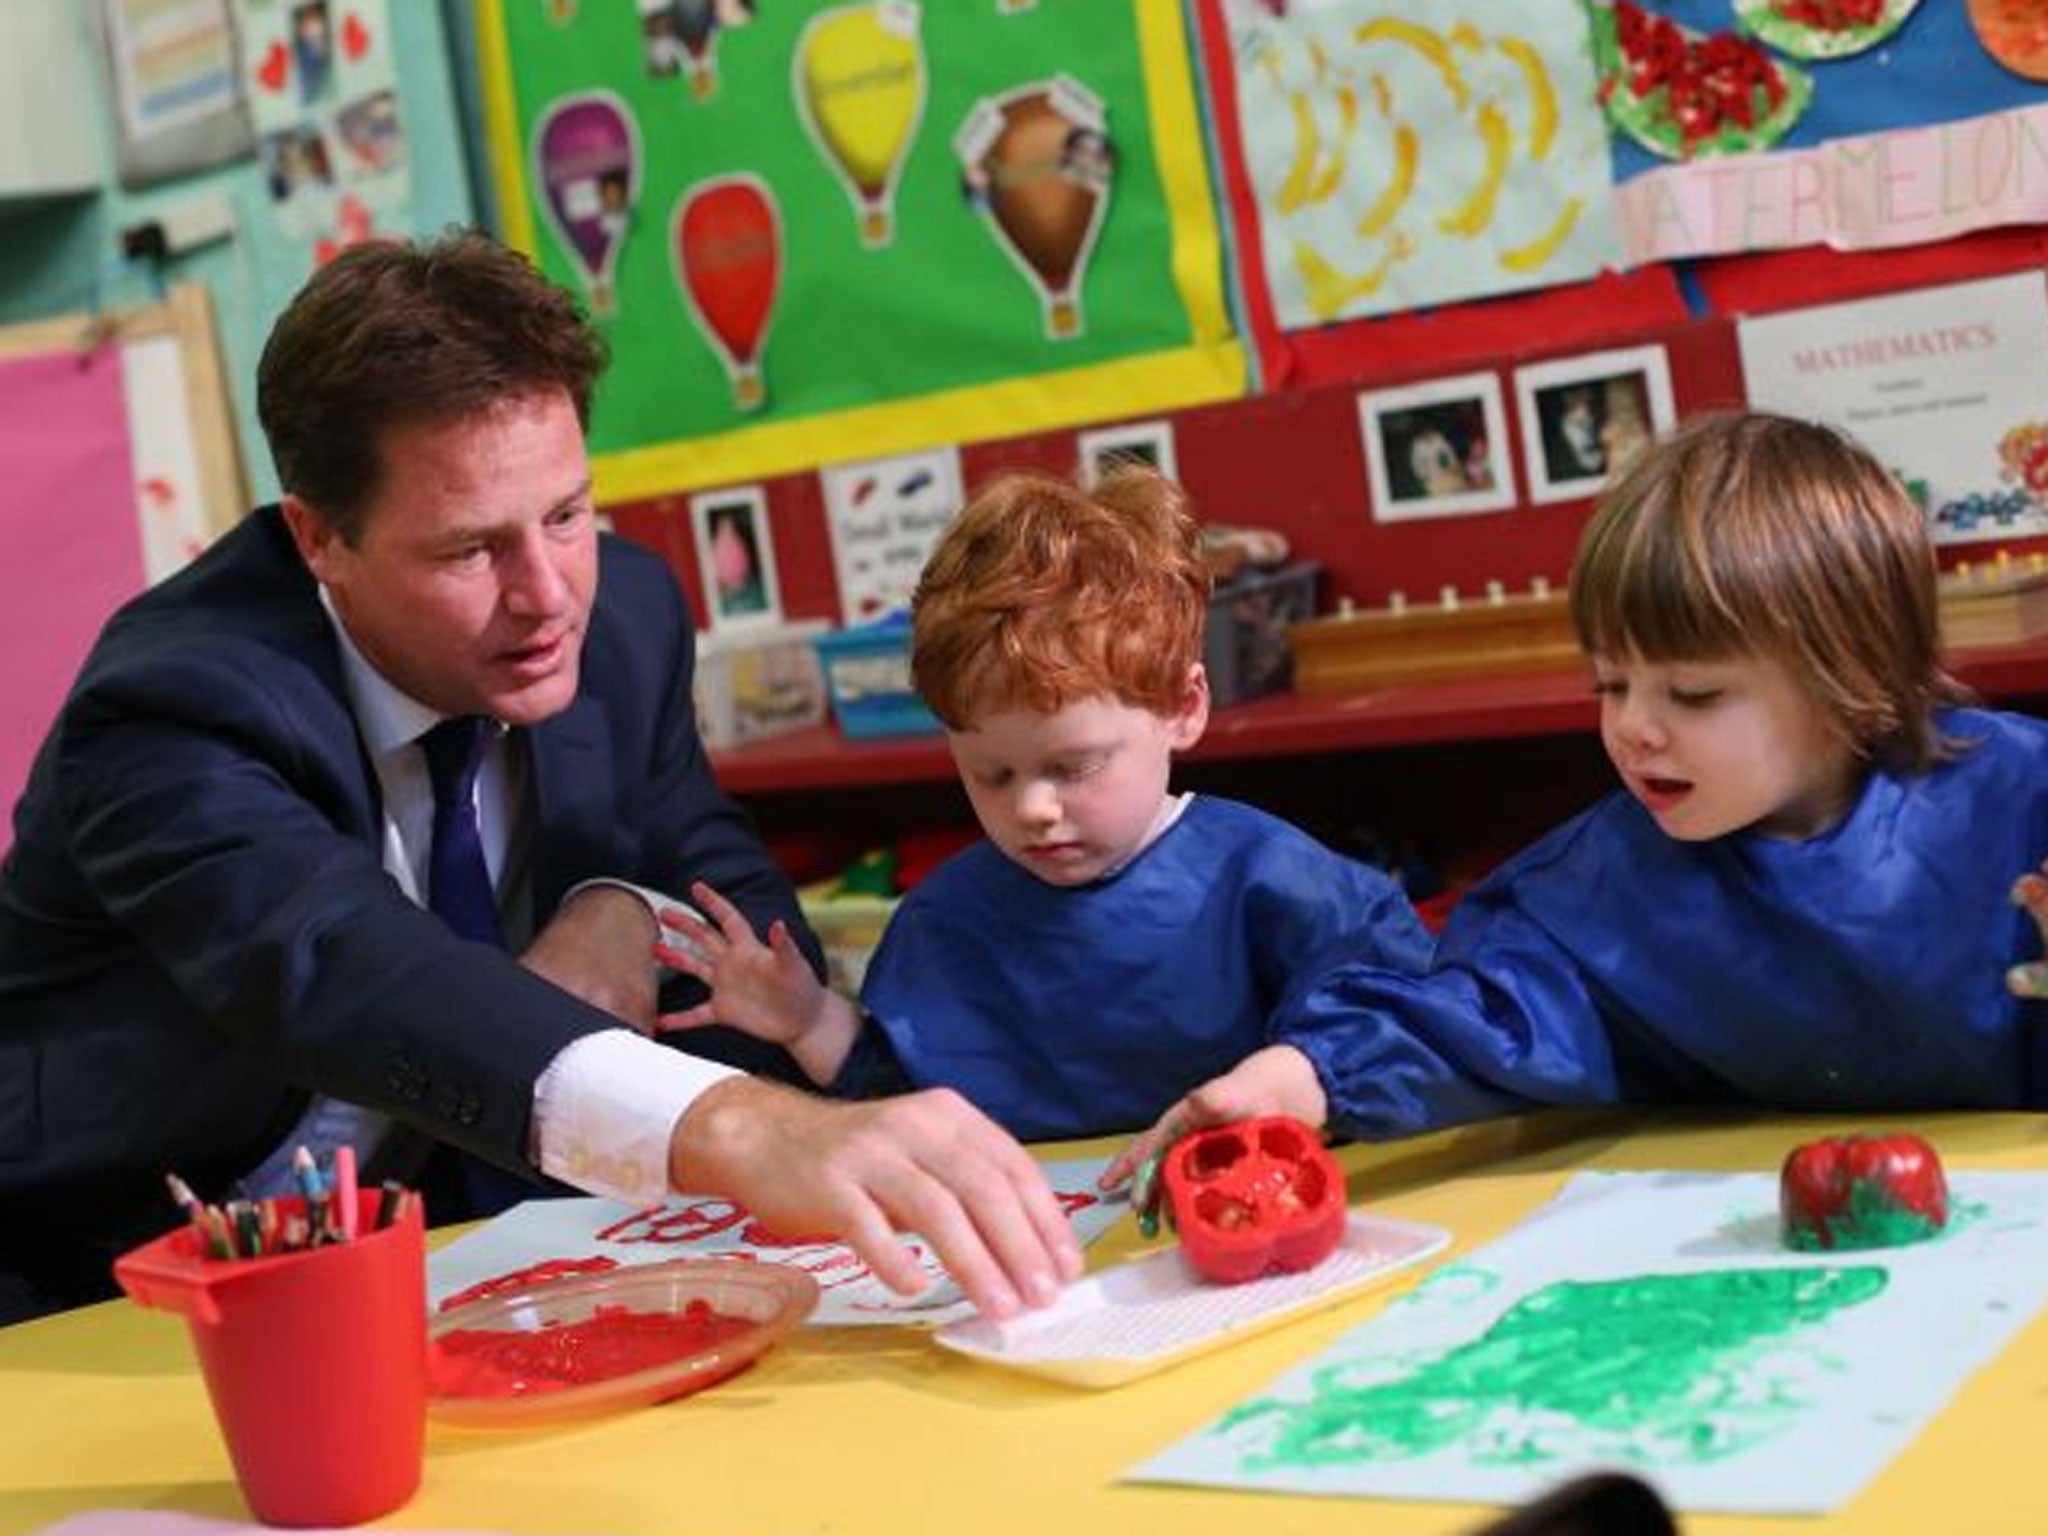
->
[532, 1028, 739, 1204]
[561, 876, 710, 966]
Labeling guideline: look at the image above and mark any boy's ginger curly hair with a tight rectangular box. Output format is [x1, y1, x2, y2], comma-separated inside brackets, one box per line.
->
[912, 467, 1211, 729]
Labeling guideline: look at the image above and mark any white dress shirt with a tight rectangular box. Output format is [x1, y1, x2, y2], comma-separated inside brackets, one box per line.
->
[249, 594, 738, 1205]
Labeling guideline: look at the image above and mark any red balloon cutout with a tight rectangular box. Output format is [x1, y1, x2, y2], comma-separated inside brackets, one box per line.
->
[673, 175, 782, 412]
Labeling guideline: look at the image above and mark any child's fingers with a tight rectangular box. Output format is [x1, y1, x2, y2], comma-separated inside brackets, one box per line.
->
[657, 904, 722, 956]
[657, 902, 704, 931]
[653, 938, 712, 979]
[2010, 872, 2048, 916]
[2009, 962, 2048, 1000]
[1101, 1106, 1184, 1192]
[655, 1002, 718, 1034]
[1098, 1141, 1142, 1192]
[687, 880, 755, 939]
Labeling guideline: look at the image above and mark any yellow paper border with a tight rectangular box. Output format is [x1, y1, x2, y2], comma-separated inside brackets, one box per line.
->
[475, 0, 1245, 500]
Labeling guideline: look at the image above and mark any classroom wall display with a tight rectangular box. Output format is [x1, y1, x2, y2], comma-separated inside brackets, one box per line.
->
[234, 0, 415, 260]
[1737, 270, 2048, 545]
[475, 0, 1243, 503]
[1077, 417, 1177, 489]
[1513, 343, 1675, 505]
[1359, 372, 1517, 523]
[1180, 0, 2048, 399]
[1606, 0, 2048, 265]
[821, 445, 964, 624]
[1201, 0, 1619, 333]
[689, 483, 784, 631]
[0, 287, 246, 855]
[1128, 1169, 2048, 1516]
[1192, 0, 1629, 390]
[95, 0, 251, 189]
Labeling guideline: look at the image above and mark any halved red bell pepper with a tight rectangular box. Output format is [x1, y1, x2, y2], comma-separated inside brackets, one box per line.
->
[1780, 1132, 1948, 1252]
[1160, 1116, 1347, 1285]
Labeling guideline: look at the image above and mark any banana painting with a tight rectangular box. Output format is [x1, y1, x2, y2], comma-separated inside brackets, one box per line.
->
[1236, 0, 1617, 329]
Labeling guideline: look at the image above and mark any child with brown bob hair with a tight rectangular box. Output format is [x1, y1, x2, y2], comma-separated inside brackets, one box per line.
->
[1109, 411, 2048, 1189]
[657, 466, 1432, 1140]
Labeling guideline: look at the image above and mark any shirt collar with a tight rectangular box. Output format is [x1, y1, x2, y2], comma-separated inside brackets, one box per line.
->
[316, 586, 460, 757]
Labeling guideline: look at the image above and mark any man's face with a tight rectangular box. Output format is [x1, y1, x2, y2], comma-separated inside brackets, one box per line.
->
[284, 389, 599, 725]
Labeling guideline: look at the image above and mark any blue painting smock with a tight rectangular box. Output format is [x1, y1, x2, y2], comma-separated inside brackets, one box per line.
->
[1275, 707, 2048, 1139]
[856, 796, 1433, 1141]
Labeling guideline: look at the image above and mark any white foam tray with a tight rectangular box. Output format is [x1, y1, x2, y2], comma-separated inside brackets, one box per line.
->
[934, 1211, 1449, 1387]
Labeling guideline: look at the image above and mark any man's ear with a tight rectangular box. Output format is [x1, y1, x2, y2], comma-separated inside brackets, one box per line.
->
[1169, 663, 1211, 751]
[279, 494, 339, 584]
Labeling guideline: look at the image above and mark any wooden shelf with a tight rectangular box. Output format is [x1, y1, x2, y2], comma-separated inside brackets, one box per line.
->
[710, 634, 2048, 797]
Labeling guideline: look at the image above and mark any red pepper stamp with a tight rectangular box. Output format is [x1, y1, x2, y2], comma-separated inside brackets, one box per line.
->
[1160, 1116, 1348, 1285]
[1779, 1131, 1949, 1252]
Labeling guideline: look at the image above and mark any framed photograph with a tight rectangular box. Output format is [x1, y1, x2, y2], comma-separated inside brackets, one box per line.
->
[1358, 373, 1517, 522]
[689, 484, 783, 632]
[1077, 419, 1178, 488]
[1514, 344, 1677, 505]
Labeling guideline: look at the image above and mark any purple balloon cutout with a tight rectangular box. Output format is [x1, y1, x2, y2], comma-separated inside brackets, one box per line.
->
[536, 93, 638, 283]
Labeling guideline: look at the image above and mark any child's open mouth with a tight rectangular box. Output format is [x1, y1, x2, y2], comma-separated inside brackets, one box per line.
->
[1636, 775, 1692, 812]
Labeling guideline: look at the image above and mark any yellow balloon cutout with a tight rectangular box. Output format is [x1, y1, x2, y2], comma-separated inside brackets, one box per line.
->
[795, 2, 927, 248]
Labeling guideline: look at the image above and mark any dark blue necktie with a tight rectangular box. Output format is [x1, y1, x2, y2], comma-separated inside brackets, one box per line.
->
[419, 716, 534, 1218]
[420, 716, 502, 946]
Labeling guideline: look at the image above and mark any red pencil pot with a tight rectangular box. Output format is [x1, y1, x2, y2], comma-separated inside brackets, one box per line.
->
[114, 1189, 427, 1526]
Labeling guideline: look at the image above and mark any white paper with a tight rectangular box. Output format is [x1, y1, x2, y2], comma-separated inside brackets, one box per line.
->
[1129, 1170, 2048, 1515]
[428, 1156, 1122, 1328]
[818, 447, 963, 625]
[1738, 272, 2048, 546]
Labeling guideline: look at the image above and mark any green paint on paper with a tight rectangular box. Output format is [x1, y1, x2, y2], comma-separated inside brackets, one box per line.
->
[1222, 1266, 1886, 1471]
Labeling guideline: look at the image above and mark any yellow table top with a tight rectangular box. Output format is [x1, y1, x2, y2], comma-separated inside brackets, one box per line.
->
[5, 1108, 2046, 1536]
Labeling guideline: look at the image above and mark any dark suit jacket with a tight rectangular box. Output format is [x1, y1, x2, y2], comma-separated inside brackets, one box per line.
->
[0, 506, 816, 1305]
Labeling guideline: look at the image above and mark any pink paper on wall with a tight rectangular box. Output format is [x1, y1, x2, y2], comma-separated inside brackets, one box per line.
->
[0, 348, 141, 850]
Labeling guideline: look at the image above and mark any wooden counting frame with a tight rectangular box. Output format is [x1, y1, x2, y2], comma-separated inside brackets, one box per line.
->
[1288, 580, 1578, 696]
[1937, 550, 2048, 649]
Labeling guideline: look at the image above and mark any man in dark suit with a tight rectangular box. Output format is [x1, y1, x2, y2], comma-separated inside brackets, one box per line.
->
[0, 231, 1079, 1324]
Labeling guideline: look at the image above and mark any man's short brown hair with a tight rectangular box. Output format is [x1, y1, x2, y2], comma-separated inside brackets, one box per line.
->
[256, 229, 606, 543]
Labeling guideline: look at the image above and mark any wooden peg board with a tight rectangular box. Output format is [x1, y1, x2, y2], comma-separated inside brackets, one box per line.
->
[1289, 584, 1579, 695]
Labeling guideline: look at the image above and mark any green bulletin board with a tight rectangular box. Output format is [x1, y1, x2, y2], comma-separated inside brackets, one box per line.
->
[478, 0, 1244, 501]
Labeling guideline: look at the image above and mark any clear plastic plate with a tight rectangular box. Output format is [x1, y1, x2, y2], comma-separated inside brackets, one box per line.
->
[428, 1257, 817, 1427]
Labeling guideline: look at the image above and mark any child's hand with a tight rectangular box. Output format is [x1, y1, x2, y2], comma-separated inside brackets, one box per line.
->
[1098, 1046, 1329, 1230]
[2008, 863, 2048, 1000]
[654, 881, 828, 1045]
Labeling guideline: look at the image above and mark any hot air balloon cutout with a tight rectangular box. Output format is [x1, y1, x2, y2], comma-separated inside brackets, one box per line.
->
[672, 173, 783, 413]
[793, 2, 927, 249]
[640, 0, 757, 100]
[954, 76, 1115, 341]
[533, 91, 641, 318]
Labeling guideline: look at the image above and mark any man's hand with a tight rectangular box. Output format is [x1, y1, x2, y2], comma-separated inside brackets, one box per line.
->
[522, 885, 662, 1032]
[1099, 1045, 1330, 1207]
[668, 1077, 1083, 1321]
[2010, 860, 2048, 999]
[655, 881, 861, 1083]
